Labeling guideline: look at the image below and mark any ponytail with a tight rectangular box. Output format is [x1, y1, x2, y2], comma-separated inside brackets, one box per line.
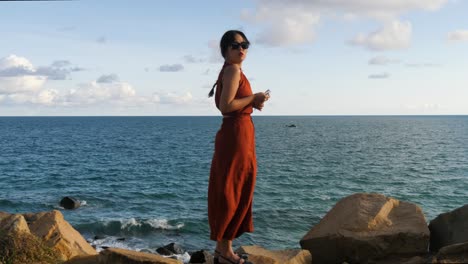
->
[208, 82, 217, 97]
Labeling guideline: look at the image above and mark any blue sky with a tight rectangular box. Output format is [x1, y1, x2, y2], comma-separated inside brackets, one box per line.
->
[0, 0, 467, 116]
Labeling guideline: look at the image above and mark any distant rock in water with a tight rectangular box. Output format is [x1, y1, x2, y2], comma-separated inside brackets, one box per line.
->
[60, 196, 81, 210]
[286, 124, 296, 128]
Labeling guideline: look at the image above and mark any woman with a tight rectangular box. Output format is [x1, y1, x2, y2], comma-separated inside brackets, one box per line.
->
[207, 30, 269, 264]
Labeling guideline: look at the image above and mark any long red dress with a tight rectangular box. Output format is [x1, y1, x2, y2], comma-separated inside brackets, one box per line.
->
[208, 62, 257, 241]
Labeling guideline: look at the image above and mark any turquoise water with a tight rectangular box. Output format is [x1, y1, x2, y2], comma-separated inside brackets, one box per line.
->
[0, 116, 467, 255]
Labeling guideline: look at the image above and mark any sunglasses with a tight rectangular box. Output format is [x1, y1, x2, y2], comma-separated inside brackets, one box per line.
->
[230, 42, 250, 50]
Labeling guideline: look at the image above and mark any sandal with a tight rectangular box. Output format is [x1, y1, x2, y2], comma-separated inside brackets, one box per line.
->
[216, 254, 252, 264]
[214, 250, 248, 259]
[214, 250, 251, 264]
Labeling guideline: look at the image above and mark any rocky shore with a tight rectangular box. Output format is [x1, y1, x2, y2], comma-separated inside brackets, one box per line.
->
[1, 192, 467, 264]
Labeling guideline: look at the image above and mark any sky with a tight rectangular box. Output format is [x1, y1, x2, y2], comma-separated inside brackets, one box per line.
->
[0, 0, 467, 116]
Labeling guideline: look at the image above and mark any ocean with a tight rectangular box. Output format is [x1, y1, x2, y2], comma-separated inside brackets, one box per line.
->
[1, 116, 467, 260]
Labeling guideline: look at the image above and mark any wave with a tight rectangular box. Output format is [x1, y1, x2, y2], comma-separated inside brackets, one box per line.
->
[87, 236, 191, 263]
[76, 217, 185, 236]
[120, 218, 184, 230]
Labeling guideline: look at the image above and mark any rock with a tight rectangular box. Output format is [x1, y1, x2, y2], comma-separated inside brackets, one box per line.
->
[300, 193, 429, 264]
[0, 211, 11, 221]
[0, 213, 30, 234]
[433, 242, 468, 263]
[64, 255, 100, 264]
[157, 247, 175, 256]
[157, 242, 185, 255]
[60, 196, 81, 209]
[99, 247, 182, 263]
[428, 204, 468, 252]
[189, 250, 214, 263]
[94, 235, 107, 240]
[236, 245, 312, 264]
[371, 255, 430, 264]
[396, 256, 428, 264]
[27, 210, 97, 260]
[0, 230, 62, 264]
[23, 211, 48, 223]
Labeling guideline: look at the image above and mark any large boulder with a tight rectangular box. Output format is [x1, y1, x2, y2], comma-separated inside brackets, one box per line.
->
[99, 248, 182, 264]
[236, 245, 312, 264]
[0, 213, 61, 264]
[0, 213, 30, 234]
[64, 255, 100, 264]
[429, 204, 468, 252]
[26, 210, 97, 261]
[300, 193, 429, 264]
[189, 250, 214, 264]
[433, 242, 468, 263]
[0, 211, 11, 221]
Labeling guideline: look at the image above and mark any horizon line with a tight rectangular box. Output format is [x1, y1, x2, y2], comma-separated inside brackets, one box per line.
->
[1, 114, 467, 117]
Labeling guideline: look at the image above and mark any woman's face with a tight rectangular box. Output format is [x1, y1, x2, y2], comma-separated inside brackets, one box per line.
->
[226, 34, 248, 64]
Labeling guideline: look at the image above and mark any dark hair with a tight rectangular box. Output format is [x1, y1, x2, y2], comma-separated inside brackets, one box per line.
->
[208, 30, 250, 97]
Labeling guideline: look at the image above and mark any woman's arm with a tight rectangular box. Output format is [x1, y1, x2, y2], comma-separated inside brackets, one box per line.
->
[219, 65, 255, 114]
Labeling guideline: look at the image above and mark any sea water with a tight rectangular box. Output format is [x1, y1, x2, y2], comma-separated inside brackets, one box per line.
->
[1, 116, 467, 258]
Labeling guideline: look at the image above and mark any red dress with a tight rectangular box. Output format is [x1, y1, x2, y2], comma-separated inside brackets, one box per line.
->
[208, 62, 257, 241]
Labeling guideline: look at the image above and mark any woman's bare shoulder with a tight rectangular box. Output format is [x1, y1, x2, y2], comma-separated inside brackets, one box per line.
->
[223, 64, 241, 76]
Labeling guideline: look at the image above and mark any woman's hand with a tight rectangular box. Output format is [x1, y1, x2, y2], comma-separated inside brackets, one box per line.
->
[253, 92, 270, 111]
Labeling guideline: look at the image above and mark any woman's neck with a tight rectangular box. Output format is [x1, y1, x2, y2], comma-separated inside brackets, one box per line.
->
[225, 60, 242, 68]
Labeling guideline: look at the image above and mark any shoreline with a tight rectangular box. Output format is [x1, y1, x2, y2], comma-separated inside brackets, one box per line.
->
[2, 192, 468, 264]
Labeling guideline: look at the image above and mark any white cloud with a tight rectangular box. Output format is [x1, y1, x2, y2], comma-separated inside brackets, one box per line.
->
[369, 56, 401, 65]
[35, 89, 60, 106]
[0, 55, 46, 94]
[351, 20, 412, 51]
[183, 55, 205, 63]
[0, 54, 34, 71]
[242, 5, 320, 46]
[159, 64, 184, 72]
[369, 72, 390, 79]
[405, 63, 441, 67]
[97, 73, 119, 83]
[242, 0, 447, 47]
[447, 30, 468, 42]
[403, 103, 441, 112]
[153, 91, 192, 105]
[0, 54, 83, 85]
[65, 81, 138, 106]
[0, 76, 46, 94]
[0, 54, 200, 111]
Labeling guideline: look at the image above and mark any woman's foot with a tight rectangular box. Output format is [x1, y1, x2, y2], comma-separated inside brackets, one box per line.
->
[214, 250, 248, 260]
[217, 254, 245, 264]
[214, 250, 248, 264]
